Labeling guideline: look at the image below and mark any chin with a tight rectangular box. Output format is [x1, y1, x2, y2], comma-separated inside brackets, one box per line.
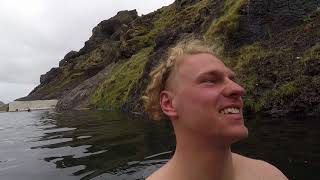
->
[206, 125, 248, 146]
[230, 126, 249, 143]
[218, 125, 248, 145]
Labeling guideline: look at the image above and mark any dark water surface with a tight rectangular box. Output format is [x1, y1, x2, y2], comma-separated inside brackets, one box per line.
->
[0, 110, 318, 180]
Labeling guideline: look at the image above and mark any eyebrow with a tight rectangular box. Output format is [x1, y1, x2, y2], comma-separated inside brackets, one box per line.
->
[197, 69, 236, 79]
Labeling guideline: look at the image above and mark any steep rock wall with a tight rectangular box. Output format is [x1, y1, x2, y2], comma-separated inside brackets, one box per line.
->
[21, 0, 320, 117]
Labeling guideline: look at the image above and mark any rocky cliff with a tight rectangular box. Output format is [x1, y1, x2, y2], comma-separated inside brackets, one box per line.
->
[19, 0, 320, 117]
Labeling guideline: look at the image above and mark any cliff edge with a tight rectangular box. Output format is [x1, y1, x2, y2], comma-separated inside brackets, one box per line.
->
[19, 0, 320, 117]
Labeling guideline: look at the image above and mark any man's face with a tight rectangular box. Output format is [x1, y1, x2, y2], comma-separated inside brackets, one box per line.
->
[169, 53, 248, 143]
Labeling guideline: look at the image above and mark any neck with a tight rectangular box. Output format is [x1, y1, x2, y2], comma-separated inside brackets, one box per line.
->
[168, 125, 235, 180]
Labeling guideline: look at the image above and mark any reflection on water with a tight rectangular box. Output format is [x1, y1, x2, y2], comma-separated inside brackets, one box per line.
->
[0, 111, 319, 180]
[0, 111, 174, 180]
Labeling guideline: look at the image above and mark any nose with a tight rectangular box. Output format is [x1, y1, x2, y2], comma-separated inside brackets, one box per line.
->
[222, 78, 245, 98]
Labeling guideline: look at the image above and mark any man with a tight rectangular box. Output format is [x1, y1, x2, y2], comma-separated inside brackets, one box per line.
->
[143, 40, 288, 180]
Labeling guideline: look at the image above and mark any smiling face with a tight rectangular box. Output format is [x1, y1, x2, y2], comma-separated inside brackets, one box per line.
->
[161, 53, 248, 144]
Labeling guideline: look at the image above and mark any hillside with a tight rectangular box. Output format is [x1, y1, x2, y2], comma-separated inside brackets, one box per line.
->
[19, 0, 320, 117]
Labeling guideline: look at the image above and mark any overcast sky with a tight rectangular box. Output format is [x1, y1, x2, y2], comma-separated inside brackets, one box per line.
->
[0, 0, 174, 103]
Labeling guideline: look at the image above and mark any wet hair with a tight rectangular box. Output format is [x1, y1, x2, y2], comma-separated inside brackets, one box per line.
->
[143, 40, 215, 120]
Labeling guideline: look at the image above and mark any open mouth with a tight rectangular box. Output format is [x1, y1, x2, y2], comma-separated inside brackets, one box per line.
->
[219, 107, 240, 114]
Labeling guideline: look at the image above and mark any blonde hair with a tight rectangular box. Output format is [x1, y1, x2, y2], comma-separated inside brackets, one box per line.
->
[143, 40, 215, 120]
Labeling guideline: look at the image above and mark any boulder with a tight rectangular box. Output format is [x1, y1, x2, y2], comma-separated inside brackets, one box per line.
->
[79, 10, 138, 54]
[59, 50, 79, 67]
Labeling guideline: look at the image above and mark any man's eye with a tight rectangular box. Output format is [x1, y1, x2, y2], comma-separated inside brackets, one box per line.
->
[202, 79, 216, 84]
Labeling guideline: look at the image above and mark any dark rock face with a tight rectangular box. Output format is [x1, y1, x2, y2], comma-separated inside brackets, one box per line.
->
[122, 48, 168, 113]
[19, 10, 133, 102]
[56, 67, 112, 111]
[236, 5, 320, 117]
[21, 0, 320, 117]
[235, 0, 320, 46]
[0, 101, 4, 105]
[59, 51, 79, 67]
[40, 68, 61, 85]
[79, 10, 138, 55]
[304, 58, 320, 76]
[118, 12, 159, 58]
[175, 0, 201, 10]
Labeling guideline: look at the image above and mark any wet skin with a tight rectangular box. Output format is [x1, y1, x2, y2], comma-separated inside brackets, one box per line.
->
[148, 53, 288, 180]
[163, 53, 248, 144]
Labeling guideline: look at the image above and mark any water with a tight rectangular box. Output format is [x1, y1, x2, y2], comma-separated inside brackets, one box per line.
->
[0, 111, 319, 180]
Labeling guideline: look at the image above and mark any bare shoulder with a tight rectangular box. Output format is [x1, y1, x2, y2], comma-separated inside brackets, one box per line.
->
[232, 153, 288, 180]
[253, 159, 288, 180]
[146, 170, 162, 180]
[146, 163, 169, 180]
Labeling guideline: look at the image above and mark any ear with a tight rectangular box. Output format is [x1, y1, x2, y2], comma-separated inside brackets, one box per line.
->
[160, 90, 178, 119]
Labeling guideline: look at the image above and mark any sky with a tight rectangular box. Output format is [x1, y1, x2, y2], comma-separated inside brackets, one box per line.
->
[0, 0, 175, 103]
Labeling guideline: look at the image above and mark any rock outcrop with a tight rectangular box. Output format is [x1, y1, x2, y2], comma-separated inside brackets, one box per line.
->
[20, 0, 320, 117]
[18, 10, 137, 101]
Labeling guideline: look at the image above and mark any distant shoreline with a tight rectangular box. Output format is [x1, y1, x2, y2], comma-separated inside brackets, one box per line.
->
[8, 100, 58, 112]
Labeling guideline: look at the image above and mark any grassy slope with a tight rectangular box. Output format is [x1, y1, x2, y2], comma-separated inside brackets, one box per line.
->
[90, 47, 153, 109]
[28, 0, 319, 116]
[92, 0, 320, 116]
[90, 0, 212, 110]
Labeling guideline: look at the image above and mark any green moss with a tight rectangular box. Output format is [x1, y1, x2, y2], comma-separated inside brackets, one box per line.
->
[303, 43, 320, 63]
[304, 7, 320, 22]
[233, 11, 320, 114]
[69, 72, 84, 80]
[153, 5, 176, 31]
[265, 81, 298, 103]
[128, 5, 176, 48]
[91, 47, 153, 109]
[0, 104, 8, 112]
[234, 41, 301, 112]
[110, 10, 137, 23]
[235, 43, 268, 91]
[75, 46, 110, 70]
[244, 81, 298, 113]
[276, 81, 298, 96]
[204, 0, 247, 44]
[234, 43, 264, 112]
[242, 75, 259, 112]
[130, 0, 211, 48]
[175, 0, 211, 27]
[180, 0, 210, 17]
[235, 42, 267, 68]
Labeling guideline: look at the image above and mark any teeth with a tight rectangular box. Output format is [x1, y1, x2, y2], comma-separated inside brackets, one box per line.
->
[221, 107, 240, 114]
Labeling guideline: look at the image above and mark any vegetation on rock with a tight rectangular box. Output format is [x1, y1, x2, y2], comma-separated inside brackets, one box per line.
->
[90, 47, 153, 109]
[21, 0, 320, 117]
[233, 13, 320, 116]
[204, 0, 246, 47]
[0, 104, 8, 112]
